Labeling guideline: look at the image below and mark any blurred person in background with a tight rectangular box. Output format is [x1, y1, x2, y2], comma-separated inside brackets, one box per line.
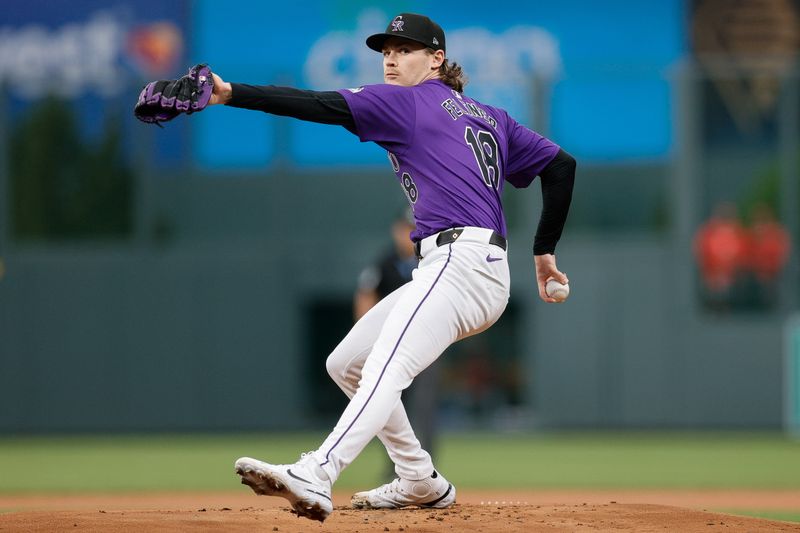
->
[354, 209, 418, 320]
[693, 201, 749, 310]
[746, 203, 790, 306]
[354, 209, 440, 479]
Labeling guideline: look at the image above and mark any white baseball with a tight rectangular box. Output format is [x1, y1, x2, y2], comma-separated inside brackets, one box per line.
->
[545, 279, 570, 302]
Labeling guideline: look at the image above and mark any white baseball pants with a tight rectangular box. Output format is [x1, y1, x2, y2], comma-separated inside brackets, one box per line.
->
[313, 227, 510, 483]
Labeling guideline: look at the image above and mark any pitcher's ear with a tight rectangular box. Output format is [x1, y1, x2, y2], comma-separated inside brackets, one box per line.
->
[432, 49, 445, 69]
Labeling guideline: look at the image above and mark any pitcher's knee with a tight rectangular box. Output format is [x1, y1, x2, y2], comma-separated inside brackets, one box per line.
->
[326, 348, 362, 387]
[325, 354, 345, 382]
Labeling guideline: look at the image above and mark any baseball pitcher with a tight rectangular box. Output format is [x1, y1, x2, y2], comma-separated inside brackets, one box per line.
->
[135, 12, 576, 522]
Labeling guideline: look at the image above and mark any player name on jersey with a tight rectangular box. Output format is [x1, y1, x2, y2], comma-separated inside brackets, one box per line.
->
[440, 91, 498, 129]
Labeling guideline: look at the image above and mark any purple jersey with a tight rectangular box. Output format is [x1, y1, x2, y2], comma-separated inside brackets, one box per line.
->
[338, 79, 559, 241]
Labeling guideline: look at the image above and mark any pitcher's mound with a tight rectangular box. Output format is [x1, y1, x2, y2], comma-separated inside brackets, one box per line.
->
[2, 503, 798, 532]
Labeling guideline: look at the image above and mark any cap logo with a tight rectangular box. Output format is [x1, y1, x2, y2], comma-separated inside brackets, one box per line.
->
[391, 16, 404, 32]
[432, 37, 439, 45]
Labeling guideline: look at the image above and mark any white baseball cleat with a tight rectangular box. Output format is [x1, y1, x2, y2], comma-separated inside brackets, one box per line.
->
[234, 454, 333, 522]
[350, 470, 456, 510]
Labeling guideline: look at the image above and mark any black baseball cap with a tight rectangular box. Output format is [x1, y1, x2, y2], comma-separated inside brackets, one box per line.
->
[366, 13, 446, 54]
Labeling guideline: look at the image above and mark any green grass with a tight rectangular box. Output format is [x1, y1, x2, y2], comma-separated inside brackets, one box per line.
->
[0, 432, 387, 493]
[0, 431, 799, 493]
[719, 510, 800, 523]
[437, 432, 800, 489]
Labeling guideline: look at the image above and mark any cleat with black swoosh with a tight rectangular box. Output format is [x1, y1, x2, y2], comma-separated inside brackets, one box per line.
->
[351, 470, 456, 510]
[235, 453, 333, 522]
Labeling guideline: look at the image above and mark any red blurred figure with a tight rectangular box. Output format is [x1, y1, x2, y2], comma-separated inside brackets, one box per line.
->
[747, 204, 790, 283]
[693, 202, 749, 296]
[127, 22, 184, 78]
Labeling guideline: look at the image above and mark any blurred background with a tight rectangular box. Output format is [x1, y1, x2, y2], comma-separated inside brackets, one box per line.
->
[0, 0, 799, 441]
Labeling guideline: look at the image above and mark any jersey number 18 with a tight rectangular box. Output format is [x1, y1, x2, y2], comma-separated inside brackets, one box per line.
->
[464, 126, 499, 189]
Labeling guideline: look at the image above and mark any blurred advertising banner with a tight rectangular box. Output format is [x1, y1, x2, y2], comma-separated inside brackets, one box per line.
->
[0, 5, 185, 99]
[193, 0, 686, 169]
[0, 0, 189, 164]
[0, 0, 686, 170]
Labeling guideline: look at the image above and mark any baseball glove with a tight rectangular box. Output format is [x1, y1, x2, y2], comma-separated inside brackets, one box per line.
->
[134, 64, 214, 126]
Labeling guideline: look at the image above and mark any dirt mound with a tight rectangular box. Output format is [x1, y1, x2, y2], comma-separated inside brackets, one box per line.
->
[1, 495, 799, 533]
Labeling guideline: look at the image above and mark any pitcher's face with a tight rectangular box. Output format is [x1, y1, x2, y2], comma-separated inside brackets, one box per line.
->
[382, 37, 443, 86]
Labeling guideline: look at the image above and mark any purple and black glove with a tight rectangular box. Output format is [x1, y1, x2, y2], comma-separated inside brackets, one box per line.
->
[134, 64, 214, 126]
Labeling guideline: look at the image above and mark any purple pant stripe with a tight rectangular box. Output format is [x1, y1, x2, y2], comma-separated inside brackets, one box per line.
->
[321, 245, 454, 466]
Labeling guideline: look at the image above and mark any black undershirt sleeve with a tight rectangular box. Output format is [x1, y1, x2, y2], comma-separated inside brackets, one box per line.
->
[226, 83, 355, 130]
[533, 149, 577, 255]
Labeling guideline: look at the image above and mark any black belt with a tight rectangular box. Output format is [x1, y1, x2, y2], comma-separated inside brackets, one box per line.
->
[414, 228, 507, 259]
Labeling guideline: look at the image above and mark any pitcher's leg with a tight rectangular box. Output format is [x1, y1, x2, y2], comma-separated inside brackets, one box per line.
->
[325, 285, 408, 389]
[313, 253, 468, 483]
[326, 282, 435, 480]
[320, 243, 508, 483]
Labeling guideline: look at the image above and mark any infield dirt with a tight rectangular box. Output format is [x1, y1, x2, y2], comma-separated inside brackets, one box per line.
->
[1, 490, 799, 532]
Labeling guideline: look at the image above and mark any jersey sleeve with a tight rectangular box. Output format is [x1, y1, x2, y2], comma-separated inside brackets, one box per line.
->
[337, 84, 416, 152]
[503, 113, 561, 189]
